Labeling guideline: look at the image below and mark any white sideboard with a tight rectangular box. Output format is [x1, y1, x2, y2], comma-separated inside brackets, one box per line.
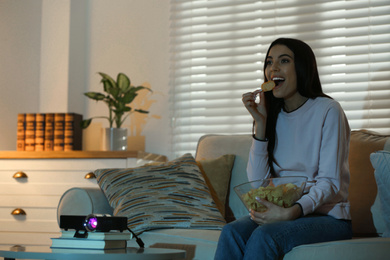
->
[0, 151, 166, 246]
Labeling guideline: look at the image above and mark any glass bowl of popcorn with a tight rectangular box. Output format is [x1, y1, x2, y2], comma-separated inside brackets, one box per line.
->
[234, 176, 308, 212]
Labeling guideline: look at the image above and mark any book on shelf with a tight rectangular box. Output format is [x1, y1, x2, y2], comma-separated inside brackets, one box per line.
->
[64, 113, 83, 151]
[25, 113, 36, 151]
[16, 112, 83, 151]
[44, 113, 54, 151]
[16, 113, 26, 151]
[50, 237, 127, 250]
[60, 230, 131, 240]
[35, 113, 45, 151]
[54, 113, 65, 151]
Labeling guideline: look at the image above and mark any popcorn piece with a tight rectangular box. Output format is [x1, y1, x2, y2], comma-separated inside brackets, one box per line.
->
[261, 80, 276, 92]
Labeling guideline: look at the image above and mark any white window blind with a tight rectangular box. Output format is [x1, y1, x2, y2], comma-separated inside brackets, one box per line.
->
[169, 0, 390, 157]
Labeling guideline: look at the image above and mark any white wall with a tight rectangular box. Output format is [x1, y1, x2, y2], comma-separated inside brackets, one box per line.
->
[0, 0, 172, 158]
[0, 0, 41, 149]
[39, 0, 71, 113]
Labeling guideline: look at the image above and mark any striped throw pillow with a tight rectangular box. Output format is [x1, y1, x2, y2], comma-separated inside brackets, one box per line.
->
[95, 153, 226, 235]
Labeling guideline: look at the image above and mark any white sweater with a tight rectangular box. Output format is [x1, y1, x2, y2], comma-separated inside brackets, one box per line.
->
[247, 97, 351, 220]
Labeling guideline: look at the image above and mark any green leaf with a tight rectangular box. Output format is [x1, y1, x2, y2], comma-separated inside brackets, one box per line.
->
[135, 109, 149, 114]
[138, 85, 152, 93]
[98, 72, 115, 83]
[99, 72, 117, 94]
[132, 86, 151, 93]
[122, 91, 137, 104]
[106, 83, 120, 97]
[80, 119, 92, 129]
[117, 73, 130, 91]
[101, 79, 115, 94]
[84, 92, 105, 100]
[121, 85, 132, 93]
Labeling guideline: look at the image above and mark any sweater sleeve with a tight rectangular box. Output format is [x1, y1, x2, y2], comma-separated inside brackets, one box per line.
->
[247, 138, 272, 182]
[296, 103, 350, 216]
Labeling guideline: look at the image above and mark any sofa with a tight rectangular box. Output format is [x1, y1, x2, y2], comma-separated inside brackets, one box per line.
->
[57, 130, 390, 260]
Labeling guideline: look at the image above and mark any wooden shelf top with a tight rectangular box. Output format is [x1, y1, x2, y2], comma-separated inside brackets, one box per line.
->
[0, 151, 167, 161]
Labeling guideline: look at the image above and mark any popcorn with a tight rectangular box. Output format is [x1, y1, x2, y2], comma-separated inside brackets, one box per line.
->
[242, 183, 302, 212]
[261, 80, 275, 92]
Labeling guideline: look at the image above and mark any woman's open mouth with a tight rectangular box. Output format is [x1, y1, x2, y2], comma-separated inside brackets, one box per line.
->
[272, 77, 285, 87]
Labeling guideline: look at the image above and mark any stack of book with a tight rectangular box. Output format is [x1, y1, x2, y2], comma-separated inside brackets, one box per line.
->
[51, 230, 131, 250]
[16, 113, 83, 151]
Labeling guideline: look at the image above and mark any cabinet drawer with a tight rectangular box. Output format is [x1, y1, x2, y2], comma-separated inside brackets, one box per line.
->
[0, 208, 59, 233]
[0, 158, 129, 171]
[0, 207, 57, 222]
[0, 183, 98, 196]
[0, 195, 61, 208]
[0, 219, 59, 233]
[0, 170, 99, 184]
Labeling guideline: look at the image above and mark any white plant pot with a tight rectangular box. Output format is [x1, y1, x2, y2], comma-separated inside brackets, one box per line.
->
[101, 128, 128, 151]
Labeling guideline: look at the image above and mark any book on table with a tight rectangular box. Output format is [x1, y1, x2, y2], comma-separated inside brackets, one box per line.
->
[59, 230, 131, 240]
[51, 247, 127, 253]
[51, 230, 131, 250]
[50, 238, 127, 250]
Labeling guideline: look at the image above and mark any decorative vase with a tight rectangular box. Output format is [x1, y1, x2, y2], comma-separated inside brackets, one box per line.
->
[101, 128, 128, 151]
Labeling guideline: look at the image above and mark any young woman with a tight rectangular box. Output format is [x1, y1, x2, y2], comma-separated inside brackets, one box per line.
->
[214, 38, 352, 260]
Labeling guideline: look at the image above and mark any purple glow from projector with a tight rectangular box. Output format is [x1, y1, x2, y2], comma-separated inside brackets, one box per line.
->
[88, 217, 98, 229]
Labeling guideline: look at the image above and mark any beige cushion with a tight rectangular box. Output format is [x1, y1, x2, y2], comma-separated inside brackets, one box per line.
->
[197, 154, 235, 218]
[349, 130, 390, 236]
[195, 134, 253, 222]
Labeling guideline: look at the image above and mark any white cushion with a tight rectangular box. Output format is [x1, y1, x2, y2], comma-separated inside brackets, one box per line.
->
[370, 150, 390, 237]
[57, 187, 113, 224]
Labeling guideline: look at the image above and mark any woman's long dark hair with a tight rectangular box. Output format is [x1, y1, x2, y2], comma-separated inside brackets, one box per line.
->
[261, 38, 330, 175]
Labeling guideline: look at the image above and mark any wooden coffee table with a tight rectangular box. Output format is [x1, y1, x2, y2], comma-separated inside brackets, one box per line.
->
[0, 245, 186, 260]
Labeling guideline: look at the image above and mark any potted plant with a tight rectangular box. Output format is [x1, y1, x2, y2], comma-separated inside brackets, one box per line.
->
[81, 72, 151, 151]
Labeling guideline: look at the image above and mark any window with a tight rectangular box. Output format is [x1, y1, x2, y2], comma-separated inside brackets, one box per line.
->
[169, 0, 390, 157]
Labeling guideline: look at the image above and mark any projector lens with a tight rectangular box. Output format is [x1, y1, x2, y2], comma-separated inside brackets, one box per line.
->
[84, 215, 99, 231]
[89, 218, 98, 229]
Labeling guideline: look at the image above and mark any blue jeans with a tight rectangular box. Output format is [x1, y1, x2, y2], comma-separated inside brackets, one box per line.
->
[214, 215, 352, 260]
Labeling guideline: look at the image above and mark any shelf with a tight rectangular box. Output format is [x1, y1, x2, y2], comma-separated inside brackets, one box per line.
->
[0, 151, 167, 161]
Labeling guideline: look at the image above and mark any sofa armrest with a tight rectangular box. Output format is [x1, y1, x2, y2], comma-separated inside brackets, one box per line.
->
[57, 187, 113, 225]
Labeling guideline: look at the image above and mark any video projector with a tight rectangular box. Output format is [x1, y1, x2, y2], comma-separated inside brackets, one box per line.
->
[60, 214, 128, 233]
